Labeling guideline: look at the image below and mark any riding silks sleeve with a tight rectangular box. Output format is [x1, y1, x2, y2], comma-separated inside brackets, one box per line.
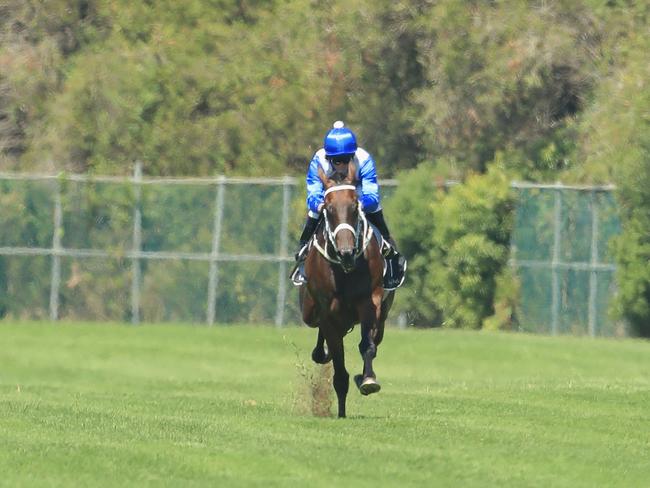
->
[306, 148, 382, 216]
[357, 154, 381, 213]
[306, 154, 325, 217]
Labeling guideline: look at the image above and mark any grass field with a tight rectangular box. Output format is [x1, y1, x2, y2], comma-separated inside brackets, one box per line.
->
[1, 322, 649, 487]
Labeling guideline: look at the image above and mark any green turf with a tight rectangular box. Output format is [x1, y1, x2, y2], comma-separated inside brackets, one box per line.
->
[1, 322, 649, 487]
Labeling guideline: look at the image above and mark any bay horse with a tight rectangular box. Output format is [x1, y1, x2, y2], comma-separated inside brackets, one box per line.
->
[299, 163, 394, 418]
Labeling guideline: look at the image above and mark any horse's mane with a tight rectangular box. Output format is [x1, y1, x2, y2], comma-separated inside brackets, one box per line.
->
[329, 172, 349, 184]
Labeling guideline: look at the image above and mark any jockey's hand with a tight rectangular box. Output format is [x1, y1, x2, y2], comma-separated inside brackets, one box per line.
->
[317, 203, 324, 213]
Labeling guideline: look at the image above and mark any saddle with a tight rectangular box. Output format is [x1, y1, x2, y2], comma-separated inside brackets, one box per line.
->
[289, 228, 406, 290]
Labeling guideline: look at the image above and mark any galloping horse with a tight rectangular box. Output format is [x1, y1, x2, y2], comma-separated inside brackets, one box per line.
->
[299, 163, 394, 418]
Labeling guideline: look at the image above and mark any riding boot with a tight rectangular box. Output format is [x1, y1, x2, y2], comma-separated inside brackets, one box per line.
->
[366, 209, 406, 288]
[366, 210, 400, 255]
[382, 237, 407, 289]
[295, 215, 320, 262]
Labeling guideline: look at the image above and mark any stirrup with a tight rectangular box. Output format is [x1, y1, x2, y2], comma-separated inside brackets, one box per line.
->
[290, 262, 307, 286]
[380, 239, 395, 258]
[295, 243, 309, 261]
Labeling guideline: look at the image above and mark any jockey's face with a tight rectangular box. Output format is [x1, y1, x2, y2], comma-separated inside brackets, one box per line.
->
[329, 154, 352, 175]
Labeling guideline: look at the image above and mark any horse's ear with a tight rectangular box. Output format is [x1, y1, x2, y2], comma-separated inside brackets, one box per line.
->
[318, 165, 332, 188]
[346, 161, 357, 185]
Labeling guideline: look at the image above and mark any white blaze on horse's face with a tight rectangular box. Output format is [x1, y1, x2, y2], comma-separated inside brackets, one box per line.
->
[323, 185, 359, 265]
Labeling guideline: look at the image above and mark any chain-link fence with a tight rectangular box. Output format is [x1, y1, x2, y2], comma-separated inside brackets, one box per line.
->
[0, 165, 398, 326]
[0, 168, 622, 334]
[510, 182, 622, 336]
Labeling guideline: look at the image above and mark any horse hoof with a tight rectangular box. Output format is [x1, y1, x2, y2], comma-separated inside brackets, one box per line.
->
[354, 374, 381, 396]
[311, 349, 331, 364]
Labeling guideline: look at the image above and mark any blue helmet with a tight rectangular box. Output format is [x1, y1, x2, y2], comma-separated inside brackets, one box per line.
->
[324, 121, 357, 157]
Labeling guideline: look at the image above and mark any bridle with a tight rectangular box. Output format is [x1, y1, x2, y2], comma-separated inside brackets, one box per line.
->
[312, 185, 373, 270]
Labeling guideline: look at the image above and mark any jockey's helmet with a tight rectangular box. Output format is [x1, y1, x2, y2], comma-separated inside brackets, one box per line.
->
[324, 121, 357, 157]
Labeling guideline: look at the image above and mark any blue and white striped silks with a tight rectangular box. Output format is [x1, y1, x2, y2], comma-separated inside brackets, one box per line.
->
[305, 147, 381, 218]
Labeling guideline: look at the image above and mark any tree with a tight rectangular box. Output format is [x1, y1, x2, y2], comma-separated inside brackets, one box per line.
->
[411, 1, 600, 180]
[576, 12, 650, 335]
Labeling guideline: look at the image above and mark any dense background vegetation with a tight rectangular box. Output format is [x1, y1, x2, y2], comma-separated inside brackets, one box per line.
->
[0, 1, 648, 333]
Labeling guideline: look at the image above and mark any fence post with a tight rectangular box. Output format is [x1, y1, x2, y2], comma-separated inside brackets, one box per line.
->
[49, 179, 63, 322]
[588, 191, 599, 337]
[550, 186, 562, 335]
[275, 176, 292, 327]
[207, 176, 226, 326]
[131, 162, 143, 325]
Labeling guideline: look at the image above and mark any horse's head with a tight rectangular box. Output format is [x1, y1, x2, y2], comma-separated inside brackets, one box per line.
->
[317, 163, 366, 272]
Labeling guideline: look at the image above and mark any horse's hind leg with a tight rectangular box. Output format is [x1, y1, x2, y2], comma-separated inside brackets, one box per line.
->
[311, 329, 331, 364]
[325, 331, 349, 418]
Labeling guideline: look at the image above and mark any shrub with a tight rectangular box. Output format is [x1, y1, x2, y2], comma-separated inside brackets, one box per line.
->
[428, 167, 516, 329]
[385, 163, 516, 329]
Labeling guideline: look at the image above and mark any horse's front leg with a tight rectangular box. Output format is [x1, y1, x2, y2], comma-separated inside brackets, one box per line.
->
[300, 285, 317, 327]
[323, 328, 349, 418]
[311, 328, 331, 364]
[355, 290, 383, 396]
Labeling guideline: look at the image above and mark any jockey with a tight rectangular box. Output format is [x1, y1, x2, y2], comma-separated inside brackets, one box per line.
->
[294, 121, 406, 287]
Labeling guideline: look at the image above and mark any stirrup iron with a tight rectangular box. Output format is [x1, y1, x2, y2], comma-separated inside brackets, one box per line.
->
[381, 238, 396, 258]
[290, 262, 307, 286]
[295, 243, 309, 261]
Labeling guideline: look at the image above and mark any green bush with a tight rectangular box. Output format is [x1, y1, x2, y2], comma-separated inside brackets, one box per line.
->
[429, 167, 516, 329]
[384, 163, 446, 326]
[385, 164, 516, 329]
[612, 218, 650, 336]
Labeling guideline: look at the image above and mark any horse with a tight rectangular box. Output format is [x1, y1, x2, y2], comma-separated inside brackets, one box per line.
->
[299, 162, 395, 418]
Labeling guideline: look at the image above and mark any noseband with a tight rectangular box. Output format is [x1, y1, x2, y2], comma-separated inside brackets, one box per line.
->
[312, 185, 373, 268]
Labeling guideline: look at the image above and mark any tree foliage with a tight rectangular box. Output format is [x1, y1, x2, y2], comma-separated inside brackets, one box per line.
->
[0, 0, 608, 178]
[574, 4, 650, 334]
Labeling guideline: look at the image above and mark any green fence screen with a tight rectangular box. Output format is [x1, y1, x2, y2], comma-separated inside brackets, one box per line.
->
[0, 174, 622, 335]
[510, 184, 622, 336]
